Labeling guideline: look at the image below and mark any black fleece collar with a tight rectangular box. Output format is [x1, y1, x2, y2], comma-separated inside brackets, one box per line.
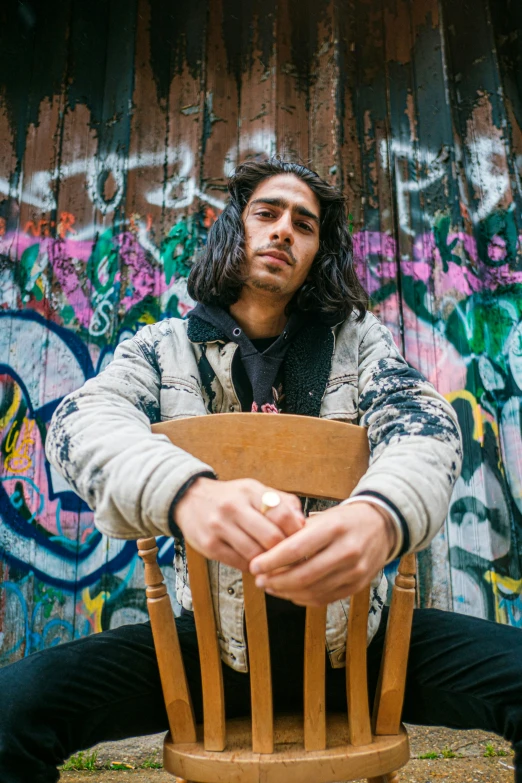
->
[187, 308, 335, 417]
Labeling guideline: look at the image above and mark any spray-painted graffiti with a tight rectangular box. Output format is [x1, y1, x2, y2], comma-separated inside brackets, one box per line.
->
[0, 309, 182, 663]
[2, 209, 522, 664]
[1, 0, 522, 667]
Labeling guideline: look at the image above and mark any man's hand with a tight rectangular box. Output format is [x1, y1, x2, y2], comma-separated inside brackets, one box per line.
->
[174, 477, 305, 572]
[249, 501, 396, 606]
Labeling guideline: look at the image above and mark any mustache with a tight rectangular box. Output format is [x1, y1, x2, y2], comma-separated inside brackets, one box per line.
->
[256, 244, 297, 265]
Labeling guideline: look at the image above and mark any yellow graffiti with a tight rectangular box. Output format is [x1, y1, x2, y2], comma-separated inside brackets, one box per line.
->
[446, 389, 499, 442]
[485, 571, 522, 625]
[446, 389, 504, 474]
[0, 384, 22, 430]
[81, 588, 109, 634]
[446, 389, 484, 442]
[4, 417, 35, 474]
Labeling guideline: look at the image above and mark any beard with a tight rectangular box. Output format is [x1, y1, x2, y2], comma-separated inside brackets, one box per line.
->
[250, 277, 284, 294]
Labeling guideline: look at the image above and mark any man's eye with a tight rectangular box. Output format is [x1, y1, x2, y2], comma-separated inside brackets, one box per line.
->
[297, 222, 313, 232]
[257, 210, 274, 218]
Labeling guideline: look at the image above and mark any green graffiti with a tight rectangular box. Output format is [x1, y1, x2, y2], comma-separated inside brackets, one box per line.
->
[434, 213, 461, 272]
[87, 229, 119, 293]
[161, 216, 203, 284]
[478, 208, 519, 269]
[20, 242, 44, 300]
[446, 288, 522, 363]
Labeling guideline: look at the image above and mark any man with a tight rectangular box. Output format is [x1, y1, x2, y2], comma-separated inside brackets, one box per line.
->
[1, 159, 521, 782]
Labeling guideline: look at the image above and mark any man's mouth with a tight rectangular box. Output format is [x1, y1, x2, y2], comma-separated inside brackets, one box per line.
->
[258, 250, 293, 266]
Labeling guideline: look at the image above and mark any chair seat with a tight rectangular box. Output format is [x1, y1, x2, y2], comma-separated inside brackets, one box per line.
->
[163, 713, 410, 783]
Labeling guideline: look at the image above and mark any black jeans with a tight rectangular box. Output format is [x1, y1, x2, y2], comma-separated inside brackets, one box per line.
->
[0, 607, 521, 782]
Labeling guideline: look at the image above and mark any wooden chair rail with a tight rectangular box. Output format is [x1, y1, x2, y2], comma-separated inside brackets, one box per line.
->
[373, 554, 417, 736]
[184, 544, 226, 751]
[242, 572, 274, 753]
[346, 586, 372, 746]
[137, 537, 196, 744]
[303, 605, 327, 751]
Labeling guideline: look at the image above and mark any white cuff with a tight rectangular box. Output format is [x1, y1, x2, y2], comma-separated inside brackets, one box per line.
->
[339, 494, 404, 563]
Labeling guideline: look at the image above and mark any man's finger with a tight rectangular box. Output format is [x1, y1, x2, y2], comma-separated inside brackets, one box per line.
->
[259, 548, 359, 594]
[212, 541, 249, 572]
[264, 498, 305, 537]
[234, 507, 287, 551]
[265, 566, 365, 605]
[219, 520, 266, 563]
[265, 503, 305, 537]
[249, 519, 334, 576]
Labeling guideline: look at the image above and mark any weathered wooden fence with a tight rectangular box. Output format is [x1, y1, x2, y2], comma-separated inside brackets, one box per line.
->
[0, 0, 521, 664]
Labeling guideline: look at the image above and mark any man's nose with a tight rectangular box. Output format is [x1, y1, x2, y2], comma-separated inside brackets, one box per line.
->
[269, 213, 294, 245]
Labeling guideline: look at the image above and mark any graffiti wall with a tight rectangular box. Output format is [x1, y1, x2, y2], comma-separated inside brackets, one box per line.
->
[0, 0, 521, 664]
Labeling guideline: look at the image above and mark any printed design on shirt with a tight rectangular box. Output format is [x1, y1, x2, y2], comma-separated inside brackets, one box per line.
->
[251, 384, 285, 414]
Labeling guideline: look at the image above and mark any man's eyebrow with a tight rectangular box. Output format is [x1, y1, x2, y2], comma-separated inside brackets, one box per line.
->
[249, 197, 320, 225]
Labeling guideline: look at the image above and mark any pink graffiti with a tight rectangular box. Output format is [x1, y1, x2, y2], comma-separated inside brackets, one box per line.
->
[354, 230, 522, 298]
[2, 227, 522, 331]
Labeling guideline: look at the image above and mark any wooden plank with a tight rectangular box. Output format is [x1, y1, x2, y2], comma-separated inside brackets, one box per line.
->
[125, 0, 169, 241]
[489, 0, 522, 230]
[242, 570, 273, 754]
[0, 72, 19, 277]
[303, 605, 327, 751]
[16, 3, 69, 292]
[0, 6, 24, 664]
[443, 0, 515, 229]
[308, 0, 339, 184]
[442, 0, 522, 621]
[152, 413, 370, 501]
[199, 0, 238, 210]
[54, 2, 112, 646]
[163, 1, 207, 228]
[15, 2, 74, 654]
[405, 0, 463, 611]
[337, 0, 365, 232]
[65, 0, 137, 641]
[184, 543, 226, 751]
[237, 2, 277, 163]
[275, 0, 309, 162]
[344, 0, 400, 340]
[374, 554, 417, 736]
[346, 585, 372, 747]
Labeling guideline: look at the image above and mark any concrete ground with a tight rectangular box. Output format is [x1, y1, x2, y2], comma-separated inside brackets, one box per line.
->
[60, 725, 515, 782]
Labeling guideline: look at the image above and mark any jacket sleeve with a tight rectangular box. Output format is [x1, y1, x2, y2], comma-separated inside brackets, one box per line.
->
[351, 314, 462, 552]
[45, 325, 214, 540]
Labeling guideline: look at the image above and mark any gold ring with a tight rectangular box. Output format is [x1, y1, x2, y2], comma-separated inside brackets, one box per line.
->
[260, 490, 281, 515]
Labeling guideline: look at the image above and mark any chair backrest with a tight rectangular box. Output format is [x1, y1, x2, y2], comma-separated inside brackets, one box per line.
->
[137, 414, 416, 755]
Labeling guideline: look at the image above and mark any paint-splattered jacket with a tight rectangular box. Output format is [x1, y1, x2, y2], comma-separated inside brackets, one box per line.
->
[46, 310, 462, 673]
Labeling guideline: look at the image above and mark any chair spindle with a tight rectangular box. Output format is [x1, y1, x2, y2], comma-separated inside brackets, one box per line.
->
[373, 554, 417, 736]
[346, 585, 372, 746]
[304, 605, 327, 750]
[242, 571, 274, 753]
[137, 538, 196, 744]
[184, 543, 226, 751]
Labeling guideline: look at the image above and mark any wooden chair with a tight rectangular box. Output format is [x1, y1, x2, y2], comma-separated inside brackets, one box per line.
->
[137, 413, 416, 783]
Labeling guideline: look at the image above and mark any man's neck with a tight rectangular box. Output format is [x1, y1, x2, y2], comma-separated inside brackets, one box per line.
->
[229, 293, 289, 339]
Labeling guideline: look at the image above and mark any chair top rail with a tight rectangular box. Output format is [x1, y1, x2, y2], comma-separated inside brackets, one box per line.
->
[152, 413, 369, 501]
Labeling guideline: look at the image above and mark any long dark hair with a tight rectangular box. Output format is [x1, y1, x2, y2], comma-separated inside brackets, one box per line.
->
[188, 158, 368, 321]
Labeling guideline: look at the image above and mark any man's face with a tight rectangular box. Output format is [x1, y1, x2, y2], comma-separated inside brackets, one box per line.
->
[241, 174, 320, 299]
